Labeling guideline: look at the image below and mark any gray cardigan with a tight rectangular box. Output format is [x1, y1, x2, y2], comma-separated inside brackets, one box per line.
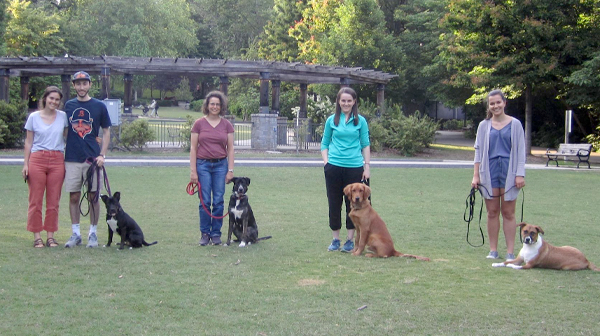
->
[474, 117, 526, 201]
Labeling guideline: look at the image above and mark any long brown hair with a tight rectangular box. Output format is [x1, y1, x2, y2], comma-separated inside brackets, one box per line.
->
[38, 86, 63, 110]
[202, 90, 228, 116]
[485, 89, 507, 120]
[334, 87, 359, 126]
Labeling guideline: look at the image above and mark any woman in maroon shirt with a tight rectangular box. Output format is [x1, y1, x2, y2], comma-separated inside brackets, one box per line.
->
[189, 91, 235, 246]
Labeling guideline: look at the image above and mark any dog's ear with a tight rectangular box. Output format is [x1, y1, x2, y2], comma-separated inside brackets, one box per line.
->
[113, 192, 120, 201]
[362, 185, 371, 199]
[518, 222, 527, 229]
[343, 184, 353, 197]
[101, 194, 108, 204]
[245, 177, 250, 186]
[534, 225, 544, 235]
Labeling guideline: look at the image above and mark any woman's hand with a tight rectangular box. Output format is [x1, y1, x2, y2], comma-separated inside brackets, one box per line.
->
[190, 171, 198, 184]
[225, 171, 234, 184]
[362, 165, 370, 180]
[22, 165, 29, 182]
[471, 176, 480, 189]
[515, 176, 525, 189]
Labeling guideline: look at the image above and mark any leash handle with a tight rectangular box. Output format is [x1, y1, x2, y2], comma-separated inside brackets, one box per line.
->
[186, 182, 228, 219]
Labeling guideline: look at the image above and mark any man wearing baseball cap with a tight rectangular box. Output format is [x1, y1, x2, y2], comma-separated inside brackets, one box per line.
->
[63, 71, 111, 248]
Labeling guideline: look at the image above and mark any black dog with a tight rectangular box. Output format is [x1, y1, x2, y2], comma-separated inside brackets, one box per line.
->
[101, 192, 157, 249]
[225, 177, 271, 247]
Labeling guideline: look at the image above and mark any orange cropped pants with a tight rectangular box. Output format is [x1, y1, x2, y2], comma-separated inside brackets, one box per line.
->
[27, 150, 65, 233]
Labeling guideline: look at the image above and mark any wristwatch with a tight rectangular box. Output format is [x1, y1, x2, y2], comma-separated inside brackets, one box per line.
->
[228, 169, 234, 173]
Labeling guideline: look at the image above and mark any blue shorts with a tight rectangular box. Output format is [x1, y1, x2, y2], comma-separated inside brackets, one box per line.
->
[489, 157, 509, 189]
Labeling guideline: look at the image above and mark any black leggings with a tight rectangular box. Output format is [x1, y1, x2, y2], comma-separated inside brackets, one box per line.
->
[324, 163, 364, 231]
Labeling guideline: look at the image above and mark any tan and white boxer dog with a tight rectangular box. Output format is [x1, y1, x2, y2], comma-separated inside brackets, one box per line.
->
[492, 223, 599, 271]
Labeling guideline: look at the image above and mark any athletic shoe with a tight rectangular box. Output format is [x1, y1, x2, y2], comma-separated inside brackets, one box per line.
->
[211, 236, 222, 245]
[340, 239, 354, 253]
[506, 253, 516, 261]
[328, 239, 341, 251]
[199, 233, 210, 246]
[86, 233, 98, 248]
[486, 251, 499, 259]
[64, 234, 82, 248]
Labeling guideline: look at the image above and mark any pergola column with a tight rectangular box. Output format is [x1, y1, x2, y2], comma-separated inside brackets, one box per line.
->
[271, 80, 280, 115]
[219, 76, 229, 96]
[259, 72, 270, 113]
[377, 84, 386, 117]
[340, 78, 350, 88]
[299, 83, 308, 119]
[61, 74, 71, 105]
[0, 69, 9, 103]
[100, 67, 110, 99]
[123, 74, 133, 114]
[20, 76, 30, 103]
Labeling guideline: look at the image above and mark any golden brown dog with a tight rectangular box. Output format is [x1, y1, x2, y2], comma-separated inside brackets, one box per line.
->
[492, 223, 599, 271]
[343, 183, 429, 260]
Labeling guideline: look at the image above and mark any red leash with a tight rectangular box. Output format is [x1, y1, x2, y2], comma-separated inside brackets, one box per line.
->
[186, 182, 229, 219]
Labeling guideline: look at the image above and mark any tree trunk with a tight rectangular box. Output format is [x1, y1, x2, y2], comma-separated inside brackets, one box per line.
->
[525, 85, 532, 155]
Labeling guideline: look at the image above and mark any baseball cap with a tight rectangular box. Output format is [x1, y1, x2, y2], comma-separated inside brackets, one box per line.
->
[72, 71, 91, 82]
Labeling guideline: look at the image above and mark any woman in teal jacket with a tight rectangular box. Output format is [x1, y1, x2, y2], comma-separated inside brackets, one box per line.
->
[321, 87, 371, 253]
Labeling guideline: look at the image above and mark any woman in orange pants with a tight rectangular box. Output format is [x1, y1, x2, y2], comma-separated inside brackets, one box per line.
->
[22, 86, 68, 247]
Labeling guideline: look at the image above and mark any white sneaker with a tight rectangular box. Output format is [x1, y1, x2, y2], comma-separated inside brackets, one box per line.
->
[86, 233, 98, 248]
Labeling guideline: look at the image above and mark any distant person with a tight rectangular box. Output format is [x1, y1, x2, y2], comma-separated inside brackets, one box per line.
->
[63, 71, 112, 248]
[22, 86, 68, 248]
[321, 87, 371, 253]
[471, 89, 526, 260]
[148, 99, 157, 118]
[189, 91, 234, 246]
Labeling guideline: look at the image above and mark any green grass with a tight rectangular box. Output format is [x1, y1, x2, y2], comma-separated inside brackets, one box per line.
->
[1, 166, 599, 335]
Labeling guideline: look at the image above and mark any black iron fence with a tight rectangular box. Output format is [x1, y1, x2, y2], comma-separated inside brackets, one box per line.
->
[145, 120, 252, 148]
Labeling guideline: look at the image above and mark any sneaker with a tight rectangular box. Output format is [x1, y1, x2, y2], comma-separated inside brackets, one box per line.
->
[86, 233, 98, 248]
[486, 251, 499, 259]
[199, 233, 210, 246]
[506, 253, 516, 260]
[328, 239, 341, 251]
[340, 239, 354, 253]
[64, 233, 82, 248]
[211, 236, 221, 245]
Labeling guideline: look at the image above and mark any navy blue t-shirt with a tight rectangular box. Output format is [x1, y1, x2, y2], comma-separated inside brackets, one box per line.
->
[64, 98, 111, 163]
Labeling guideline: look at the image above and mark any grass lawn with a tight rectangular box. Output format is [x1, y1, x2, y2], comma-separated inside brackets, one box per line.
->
[1, 166, 599, 335]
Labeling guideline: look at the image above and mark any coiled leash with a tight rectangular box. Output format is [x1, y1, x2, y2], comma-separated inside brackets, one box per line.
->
[186, 182, 229, 219]
[79, 157, 112, 217]
[463, 185, 525, 247]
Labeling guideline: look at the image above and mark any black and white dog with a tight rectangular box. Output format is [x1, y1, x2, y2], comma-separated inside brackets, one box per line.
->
[225, 177, 271, 247]
[101, 192, 158, 249]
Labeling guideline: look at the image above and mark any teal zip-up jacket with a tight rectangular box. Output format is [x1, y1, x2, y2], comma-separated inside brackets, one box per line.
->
[321, 114, 370, 168]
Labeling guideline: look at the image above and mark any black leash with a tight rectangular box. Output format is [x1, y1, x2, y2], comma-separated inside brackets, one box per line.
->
[463, 185, 525, 247]
[79, 158, 112, 217]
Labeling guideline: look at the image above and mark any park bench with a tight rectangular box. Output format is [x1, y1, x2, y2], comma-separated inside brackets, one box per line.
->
[545, 143, 592, 168]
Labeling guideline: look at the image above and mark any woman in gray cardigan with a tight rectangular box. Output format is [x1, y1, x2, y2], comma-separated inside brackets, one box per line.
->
[471, 90, 526, 260]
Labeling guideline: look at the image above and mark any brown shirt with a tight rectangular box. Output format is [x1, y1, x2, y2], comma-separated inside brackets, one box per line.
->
[191, 117, 234, 159]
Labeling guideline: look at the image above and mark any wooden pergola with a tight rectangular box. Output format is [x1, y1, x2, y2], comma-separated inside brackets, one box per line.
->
[0, 56, 396, 117]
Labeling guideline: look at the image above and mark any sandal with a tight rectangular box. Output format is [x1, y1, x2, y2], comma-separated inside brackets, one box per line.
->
[46, 237, 59, 247]
[33, 238, 45, 248]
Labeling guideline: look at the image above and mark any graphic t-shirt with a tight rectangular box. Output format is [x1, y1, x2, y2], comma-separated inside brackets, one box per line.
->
[64, 98, 111, 162]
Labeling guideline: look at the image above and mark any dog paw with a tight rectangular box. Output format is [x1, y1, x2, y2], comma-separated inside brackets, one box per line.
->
[492, 262, 506, 267]
[223, 243, 229, 247]
[507, 264, 522, 269]
[239, 242, 246, 247]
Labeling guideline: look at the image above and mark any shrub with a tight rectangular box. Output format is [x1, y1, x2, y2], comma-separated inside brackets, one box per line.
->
[586, 125, 600, 152]
[157, 99, 175, 107]
[180, 115, 196, 151]
[385, 111, 439, 156]
[0, 119, 8, 145]
[441, 119, 462, 130]
[190, 99, 204, 112]
[0, 101, 27, 148]
[119, 119, 155, 151]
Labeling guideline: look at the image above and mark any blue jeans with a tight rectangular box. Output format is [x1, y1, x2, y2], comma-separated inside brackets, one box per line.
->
[196, 158, 228, 237]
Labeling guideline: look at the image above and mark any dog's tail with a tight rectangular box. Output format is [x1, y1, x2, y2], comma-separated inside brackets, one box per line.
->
[588, 262, 600, 271]
[257, 236, 272, 241]
[394, 251, 430, 261]
[143, 240, 158, 246]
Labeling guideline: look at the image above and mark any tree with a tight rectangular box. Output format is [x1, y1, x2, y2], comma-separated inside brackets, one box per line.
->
[0, 0, 8, 55]
[439, 0, 600, 154]
[188, 0, 273, 58]
[257, 0, 307, 62]
[4, 0, 65, 56]
[62, 0, 198, 57]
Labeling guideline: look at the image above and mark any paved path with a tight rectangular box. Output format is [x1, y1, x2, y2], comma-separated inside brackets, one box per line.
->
[1, 130, 597, 170]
